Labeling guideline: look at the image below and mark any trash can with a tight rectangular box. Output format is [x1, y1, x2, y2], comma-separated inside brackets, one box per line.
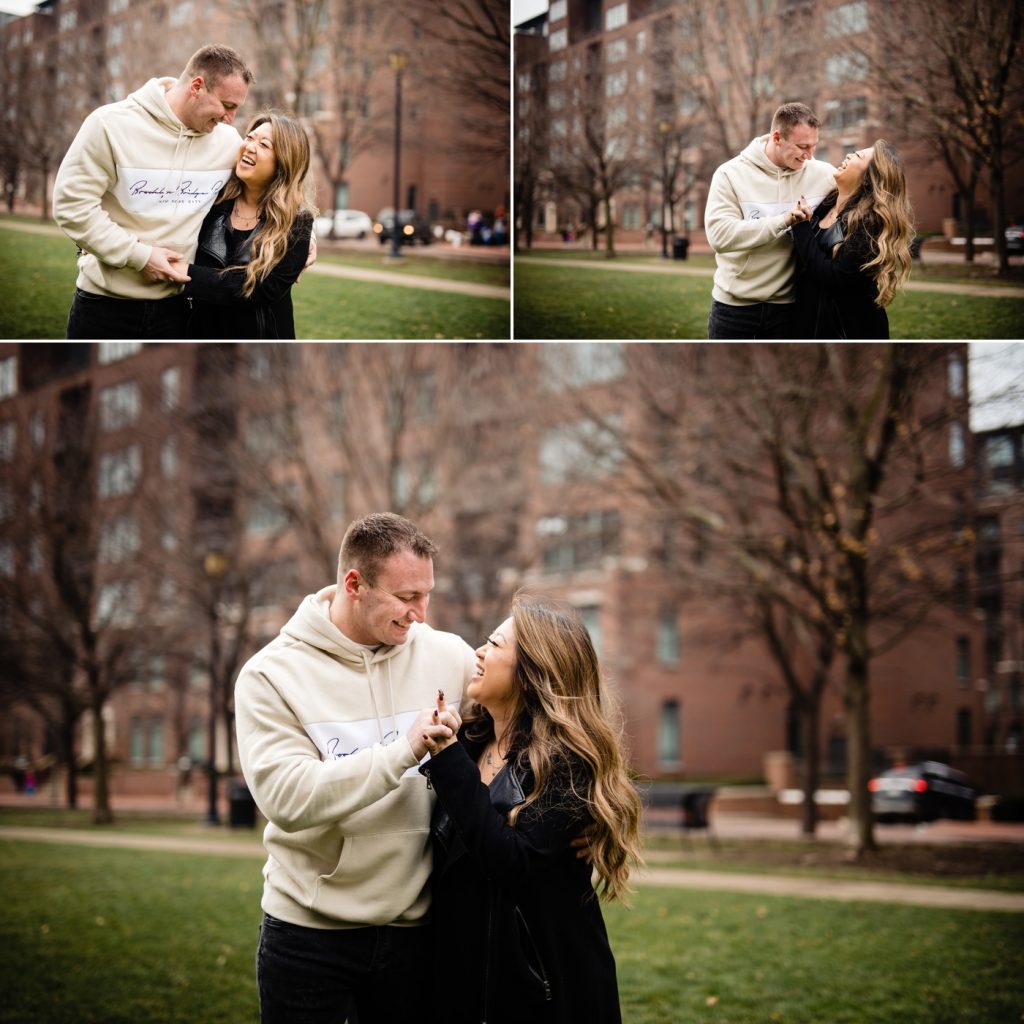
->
[229, 779, 256, 828]
[672, 235, 689, 260]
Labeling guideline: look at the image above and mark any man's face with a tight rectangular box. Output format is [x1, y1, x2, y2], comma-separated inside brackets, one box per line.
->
[772, 123, 819, 171]
[349, 550, 434, 647]
[182, 73, 249, 133]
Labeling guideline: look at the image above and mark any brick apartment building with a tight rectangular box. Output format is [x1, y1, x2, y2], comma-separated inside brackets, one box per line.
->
[514, 0, 1023, 246]
[0, 0, 508, 230]
[0, 342, 1001, 802]
[974, 423, 1024, 755]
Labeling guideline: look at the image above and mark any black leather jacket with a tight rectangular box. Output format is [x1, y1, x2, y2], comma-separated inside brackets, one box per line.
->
[185, 199, 312, 339]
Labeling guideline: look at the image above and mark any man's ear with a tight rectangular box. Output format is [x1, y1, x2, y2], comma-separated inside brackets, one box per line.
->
[189, 75, 205, 97]
[343, 569, 363, 599]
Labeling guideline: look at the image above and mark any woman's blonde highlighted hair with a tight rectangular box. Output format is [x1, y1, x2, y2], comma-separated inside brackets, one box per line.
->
[465, 592, 644, 903]
[219, 110, 317, 298]
[842, 138, 914, 307]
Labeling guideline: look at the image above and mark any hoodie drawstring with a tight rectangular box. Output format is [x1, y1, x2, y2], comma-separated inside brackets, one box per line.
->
[362, 652, 400, 746]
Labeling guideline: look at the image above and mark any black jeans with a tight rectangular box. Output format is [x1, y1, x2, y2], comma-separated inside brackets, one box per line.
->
[707, 299, 799, 339]
[66, 287, 189, 339]
[256, 913, 433, 1024]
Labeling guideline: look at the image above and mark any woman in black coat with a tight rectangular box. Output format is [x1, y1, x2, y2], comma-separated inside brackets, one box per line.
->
[185, 110, 315, 339]
[790, 139, 914, 339]
[421, 594, 643, 1024]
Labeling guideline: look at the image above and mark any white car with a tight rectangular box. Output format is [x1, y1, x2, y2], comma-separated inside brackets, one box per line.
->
[313, 209, 373, 239]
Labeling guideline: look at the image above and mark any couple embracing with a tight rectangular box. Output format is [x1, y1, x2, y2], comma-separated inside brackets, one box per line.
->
[54, 45, 314, 340]
[707, 102, 915, 340]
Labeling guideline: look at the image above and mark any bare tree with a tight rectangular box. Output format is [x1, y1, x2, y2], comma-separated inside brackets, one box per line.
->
[860, 0, 1024, 274]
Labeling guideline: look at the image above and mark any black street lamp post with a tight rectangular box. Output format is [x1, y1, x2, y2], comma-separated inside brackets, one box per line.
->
[203, 550, 228, 826]
[388, 49, 408, 261]
[659, 120, 672, 259]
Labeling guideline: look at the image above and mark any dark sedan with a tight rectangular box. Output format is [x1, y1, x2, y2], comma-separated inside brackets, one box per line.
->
[870, 761, 977, 824]
[373, 208, 432, 246]
[1006, 225, 1024, 255]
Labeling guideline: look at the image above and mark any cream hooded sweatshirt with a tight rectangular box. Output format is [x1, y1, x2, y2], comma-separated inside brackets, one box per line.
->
[705, 135, 836, 306]
[53, 77, 240, 300]
[235, 586, 475, 930]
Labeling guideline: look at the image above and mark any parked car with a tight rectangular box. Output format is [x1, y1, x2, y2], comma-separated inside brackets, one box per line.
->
[312, 209, 373, 239]
[1006, 224, 1024, 255]
[869, 761, 977, 823]
[373, 208, 432, 245]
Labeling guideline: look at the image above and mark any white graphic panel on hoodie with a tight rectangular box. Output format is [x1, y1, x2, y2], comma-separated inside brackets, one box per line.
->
[112, 167, 230, 214]
[305, 714, 427, 779]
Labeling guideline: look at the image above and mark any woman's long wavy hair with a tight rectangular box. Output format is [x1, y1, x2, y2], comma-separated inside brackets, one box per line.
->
[218, 110, 316, 298]
[463, 593, 644, 902]
[836, 138, 914, 307]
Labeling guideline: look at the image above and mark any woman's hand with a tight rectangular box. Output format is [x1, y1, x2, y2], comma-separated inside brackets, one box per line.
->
[423, 688, 462, 756]
[786, 196, 813, 228]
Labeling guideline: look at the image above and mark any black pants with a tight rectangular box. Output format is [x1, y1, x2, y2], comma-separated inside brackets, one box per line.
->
[707, 299, 799, 339]
[256, 913, 433, 1024]
[66, 287, 189, 339]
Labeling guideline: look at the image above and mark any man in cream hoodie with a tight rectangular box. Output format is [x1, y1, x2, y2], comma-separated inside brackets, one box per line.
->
[53, 45, 252, 339]
[235, 512, 475, 1023]
[705, 102, 836, 339]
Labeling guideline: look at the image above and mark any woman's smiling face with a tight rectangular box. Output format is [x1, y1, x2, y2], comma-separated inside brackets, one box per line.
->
[834, 147, 873, 189]
[236, 121, 276, 191]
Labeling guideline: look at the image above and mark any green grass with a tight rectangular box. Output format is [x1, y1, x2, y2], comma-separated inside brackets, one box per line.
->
[0, 221, 509, 340]
[1, 837, 1021, 1024]
[513, 259, 1024, 339]
[318, 248, 510, 286]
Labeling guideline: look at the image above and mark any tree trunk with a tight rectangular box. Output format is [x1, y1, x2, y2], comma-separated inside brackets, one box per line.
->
[90, 691, 113, 825]
[61, 715, 78, 809]
[843, 639, 875, 855]
[800, 696, 821, 837]
[603, 193, 616, 258]
[990, 158, 1010, 276]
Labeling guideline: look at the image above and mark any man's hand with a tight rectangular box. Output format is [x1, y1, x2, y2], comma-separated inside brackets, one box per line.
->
[785, 196, 813, 228]
[406, 703, 455, 761]
[298, 231, 317, 280]
[142, 246, 190, 284]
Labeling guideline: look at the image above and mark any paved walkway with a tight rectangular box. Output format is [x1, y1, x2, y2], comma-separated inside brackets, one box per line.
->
[2, 819, 1021, 914]
[515, 256, 1024, 299]
[0, 218, 509, 301]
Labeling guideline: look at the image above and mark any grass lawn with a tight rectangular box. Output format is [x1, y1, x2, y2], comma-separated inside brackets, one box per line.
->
[513, 258, 1024, 339]
[1, 834, 1022, 1023]
[0, 222, 509, 340]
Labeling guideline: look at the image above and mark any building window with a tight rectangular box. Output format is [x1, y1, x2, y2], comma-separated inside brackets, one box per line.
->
[824, 96, 867, 129]
[99, 515, 140, 563]
[98, 342, 141, 364]
[540, 416, 624, 484]
[659, 699, 681, 766]
[549, 60, 566, 82]
[247, 496, 289, 534]
[245, 412, 287, 456]
[657, 606, 680, 664]
[549, 27, 567, 51]
[955, 636, 971, 687]
[99, 380, 140, 432]
[606, 38, 627, 63]
[28, 538, 43, 574]
[539, 510, 621, 573]
[98, 445, 141, 498]
[148, 717, 165, 766]
[605, 2, 628, 31]
[549, 0, 567, 19]
[986, 434, 1015, 470]
[541, 342, 624, 391]
[59, 9, 77, 30]
[606, 69, 628, 97]
[948, 421, 965, 468]
[956, 707, 972, 748]
[0, 483, 11, 524]
[947, 350, 965, 399]
[29, 411, 45, 451]
[0, 355, 16, 398]
[825, 51, 868, 83]
[96, 581, 138, 628]
[161, 437, 178, 479]
[0, 420, 16, 462]
[0, 541, 14, 579]
[330, 472, 347, 522]
[130, 716, 145, 766]
[825, 1, 868, 36]
[635, 30, 646, 53]
[162, 367, 180, 410]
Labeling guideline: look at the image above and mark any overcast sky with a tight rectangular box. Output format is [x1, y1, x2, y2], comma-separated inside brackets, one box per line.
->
[513, 0, 548, 26]
[969, 343, 1024, 432]
[0, 1, 37, 16]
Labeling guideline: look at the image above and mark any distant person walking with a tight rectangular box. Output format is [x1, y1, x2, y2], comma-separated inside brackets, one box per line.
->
[53, 45, 253, 339]
[705, 102, 836, 339]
